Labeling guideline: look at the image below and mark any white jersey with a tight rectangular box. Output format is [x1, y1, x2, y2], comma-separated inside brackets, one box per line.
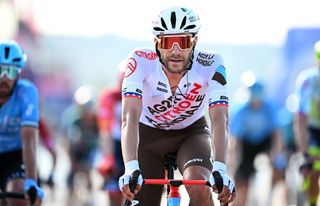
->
[122, 47, 229, 130]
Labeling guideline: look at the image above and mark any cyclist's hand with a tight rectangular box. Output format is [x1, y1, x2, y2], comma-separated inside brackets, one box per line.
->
[24, 178, 45, 206]
[118, 160, 143, 201]
[210, 161, 236, 205]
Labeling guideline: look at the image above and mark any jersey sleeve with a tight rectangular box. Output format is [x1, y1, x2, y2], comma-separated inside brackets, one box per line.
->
[122, 49, 148, 100]
[207, 54, 229, 108]
[20, 83, 39, 127]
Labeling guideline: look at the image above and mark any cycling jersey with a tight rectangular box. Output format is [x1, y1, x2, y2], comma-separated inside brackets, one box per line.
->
[230, 101, 278, 144]
[295, 66, 320, 129]
[122, 48, 229, 130]
[0, 79, 39, 153]
[98, 88, 122, 140]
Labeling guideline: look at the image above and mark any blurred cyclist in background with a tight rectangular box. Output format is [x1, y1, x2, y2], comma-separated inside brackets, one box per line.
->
[61, 86, 99, 205]
[38, 118, 57, 188]
[97, 65, 125, 206]
[0, 40, 44, 206]
[294, 40, 320, 206]
[230, 81, 286, 206]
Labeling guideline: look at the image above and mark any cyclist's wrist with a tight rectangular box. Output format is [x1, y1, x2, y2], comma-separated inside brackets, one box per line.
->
[125, 160, 140, 172]
[24, 178, 38, 187]
[213, 161, 227, 173]
[24, 178, 45, 200]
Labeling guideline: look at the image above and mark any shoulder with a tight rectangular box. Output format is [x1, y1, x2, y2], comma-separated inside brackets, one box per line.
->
[193, 49, 227, 85]
[295, 66, 319, 89]
[15, 79, 38, 94]
[193, 49, 224, 69]
[127, 47, 158, 61]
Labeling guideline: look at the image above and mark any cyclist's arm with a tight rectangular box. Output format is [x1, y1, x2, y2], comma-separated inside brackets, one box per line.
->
[21, 126, 39, 180]
[270, 129, 283, 155]
[121, 97, 142, 163]
[294, 112, 309, 153]
[209, 106, 229, 163]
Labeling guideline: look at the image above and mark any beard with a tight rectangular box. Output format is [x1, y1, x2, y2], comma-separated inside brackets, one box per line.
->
[162, 54, 190, 74]
[0, 82, 13, 98]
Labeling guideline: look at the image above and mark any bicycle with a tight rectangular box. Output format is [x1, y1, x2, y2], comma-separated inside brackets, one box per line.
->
[124, 154, 227, 206]
[0, 186, 37, 206]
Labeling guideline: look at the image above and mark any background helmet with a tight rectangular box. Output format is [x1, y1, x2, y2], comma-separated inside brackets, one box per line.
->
[151, 6, 201, 36]
[248, 82, 265, 102]
[0, 40, 27, 69]
[314, 40, 320, 61]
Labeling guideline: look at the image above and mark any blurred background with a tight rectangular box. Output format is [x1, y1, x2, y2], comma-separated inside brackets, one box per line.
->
[1, 0, 320, 205]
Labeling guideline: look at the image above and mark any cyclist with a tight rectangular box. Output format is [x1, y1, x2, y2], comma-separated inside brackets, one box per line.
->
[0, 40, 44, 206]
[97, 69, 125, 206]
[294, 40, 320, 206]
[118, 6, 236, 206]
[38, 118, 57, 188]
[229, 81, 286, 206]
[61, 87, 99, 204]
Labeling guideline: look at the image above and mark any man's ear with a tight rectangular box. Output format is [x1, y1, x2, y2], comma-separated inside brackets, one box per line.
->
[154, 38, 159, 49]
[193, 36, 198, 46]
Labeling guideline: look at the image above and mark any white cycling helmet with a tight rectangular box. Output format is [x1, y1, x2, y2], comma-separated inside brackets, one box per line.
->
[151, 6, 201, 36]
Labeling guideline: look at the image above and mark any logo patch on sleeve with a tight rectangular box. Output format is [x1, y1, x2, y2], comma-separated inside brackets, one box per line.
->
[212, 65, 227, 85]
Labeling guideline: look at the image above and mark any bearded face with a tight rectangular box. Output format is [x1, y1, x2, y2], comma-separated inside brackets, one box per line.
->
[0, 77, 16, 99]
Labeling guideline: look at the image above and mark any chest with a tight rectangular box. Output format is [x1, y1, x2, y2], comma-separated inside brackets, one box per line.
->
[0, 101, 22, 132]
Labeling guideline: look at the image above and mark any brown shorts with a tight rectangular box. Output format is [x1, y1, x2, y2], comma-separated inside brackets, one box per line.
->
[136, 116, 213, 205]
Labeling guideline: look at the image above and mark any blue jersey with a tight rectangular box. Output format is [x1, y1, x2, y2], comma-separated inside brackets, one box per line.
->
[230, 101, 278, 144]
[0, 79, 39, 153]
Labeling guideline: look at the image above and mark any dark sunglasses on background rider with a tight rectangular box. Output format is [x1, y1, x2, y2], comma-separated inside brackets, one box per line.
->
[0, 65, 20, 80]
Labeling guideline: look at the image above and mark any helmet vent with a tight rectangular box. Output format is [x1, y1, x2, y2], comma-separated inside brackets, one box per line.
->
[180, 16, 187, 29]
[184, 25, 196, 30]
[153, 27, 165, 32]
[160, 18, 168, 30]
[12, 58, 21, 63]
[5, 47, 10, 59]
[170, 12, 176, 29]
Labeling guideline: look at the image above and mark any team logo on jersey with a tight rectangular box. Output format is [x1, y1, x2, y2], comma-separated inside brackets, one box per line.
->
[135, 51, 158, 60]
[125, 58, 137, 78]
[212, 65, 227, 86]
[145, 83, 205, 129]
[196, 52, 215, 67]
[156, 81, 168, 93]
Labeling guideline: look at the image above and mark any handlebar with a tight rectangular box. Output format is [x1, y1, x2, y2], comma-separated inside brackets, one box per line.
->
[0, 186, 37, 206]
[124, 170, 227, 206]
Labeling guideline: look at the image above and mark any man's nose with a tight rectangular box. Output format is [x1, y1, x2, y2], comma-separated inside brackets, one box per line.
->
[171, 43, 182, 53]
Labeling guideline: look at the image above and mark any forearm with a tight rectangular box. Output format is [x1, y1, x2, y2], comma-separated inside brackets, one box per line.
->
[121, 118, 139, 163]
[294, 114, 309, 152]
[270, 130, 283, 156]
[121, 98, 141, 163]
[22, 127, 38, 180]
[211, 119, 228, 163]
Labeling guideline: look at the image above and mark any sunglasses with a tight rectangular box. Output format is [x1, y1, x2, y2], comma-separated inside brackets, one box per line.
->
[157, 35, 195, 51]
[0, 65, 20, 80]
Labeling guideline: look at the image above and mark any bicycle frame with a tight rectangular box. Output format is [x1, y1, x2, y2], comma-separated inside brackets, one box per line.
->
[144, 179, 211, 206]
